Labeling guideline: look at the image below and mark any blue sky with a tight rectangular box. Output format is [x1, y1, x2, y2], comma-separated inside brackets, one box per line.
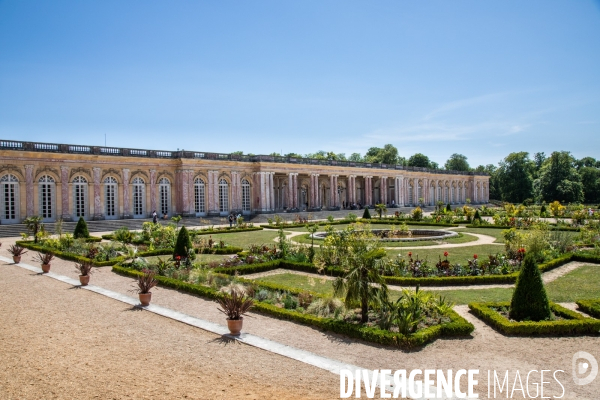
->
[1, 1, 599, 167]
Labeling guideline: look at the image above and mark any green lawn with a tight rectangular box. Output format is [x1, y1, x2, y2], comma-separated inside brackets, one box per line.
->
[290, 232, 479, 247]
[194, 230, 279, 249]
[386, 244, 504, 263]
[252, 264, 600, 305]
[282, 223, 448, 233]
[459, 228, 506, 243]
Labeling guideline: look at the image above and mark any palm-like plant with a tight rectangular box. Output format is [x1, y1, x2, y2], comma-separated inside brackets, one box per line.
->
[35, 252, 55, 265]
[217, 289, 254, 320]
[23, 216, 44, 243]
[75, 261, 94, 276]
[332, 230, 389, 323]
[375, 203, 387, 219]
[8, 245, 27, 257]
[135, 269, 158, 294]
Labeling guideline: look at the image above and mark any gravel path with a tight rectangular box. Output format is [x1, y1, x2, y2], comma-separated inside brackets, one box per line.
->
[2, 243, 598, 398]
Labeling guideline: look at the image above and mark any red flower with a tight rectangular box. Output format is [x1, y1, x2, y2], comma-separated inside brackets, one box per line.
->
[518, 248, 526, 254]
[175, 255, 181, 260]
[444, 251, 449, 257]
[408, 252, 412, 257]
[473, 254, 478, 259]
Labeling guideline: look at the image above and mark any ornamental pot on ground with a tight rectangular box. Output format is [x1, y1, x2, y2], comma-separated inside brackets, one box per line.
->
[12, 256, 21, 263]
[139, 292, 152, 306]
[79, 275, 90, 286]
[227, 318, 244, 336]
[41, 264, 51, 273]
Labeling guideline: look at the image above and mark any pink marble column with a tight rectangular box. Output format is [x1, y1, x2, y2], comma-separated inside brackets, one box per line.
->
[25, 164, 34, 216]
[293, 174, 298, 208]
[182, 170, 190, 214]
[334, 176, 339, 207]
[93, 167, 101, 218]
[150, 169, 157, 213]
[269, 173, 274, 211]
[60, 166, 70, 219]
[123, 168, 130, 217]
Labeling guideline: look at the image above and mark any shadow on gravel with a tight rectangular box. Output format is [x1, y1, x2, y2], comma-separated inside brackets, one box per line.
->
[209, 336, 242, 347]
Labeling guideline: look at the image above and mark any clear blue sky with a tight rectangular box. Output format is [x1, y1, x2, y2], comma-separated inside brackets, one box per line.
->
[1, 1, 599, 167]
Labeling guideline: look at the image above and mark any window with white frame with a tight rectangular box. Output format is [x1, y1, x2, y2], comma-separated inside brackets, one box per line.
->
[218, 179, 229, 212]
[159, 178, 170, 216]
[1, 174, 19, 222]
[104, 176, 118, 217]
[132, 177, 145, 216]
[73, 176, 88, 218]
[194, 177, 205, 213]
[38, 175, 55, 219]
[241, 178, 251, 211]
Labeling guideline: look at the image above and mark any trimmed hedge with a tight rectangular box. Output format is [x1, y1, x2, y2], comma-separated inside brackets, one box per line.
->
[112, 265, 474, 348]
[262, 219, 459, 229]
[576, 299, 600, 319]
[213, 253, 593, 286]
[16, 241, 123, 267]
[465, 224, 580, 232]
[189, 226, 263, 235]
[85, 236, 103, 243]
[468, 302, 600, 336]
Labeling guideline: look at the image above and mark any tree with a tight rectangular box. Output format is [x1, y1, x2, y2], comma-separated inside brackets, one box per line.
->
[509, 253, 552, 322]
[332, 229, 389, 323]
[535, 151, 584, 203]
[348, 153, 364, 162]
[444, 154, 470, 171]
[374, 203, 387, 219]
[496, 152, 535, 203]
[73, 217, 89, 239]
[173, 226, 194, 260]
[407, 153, 432, 168]
[362, 207, 371, 219]
[24, 216, 44, 243]
[365, 144, 399, 165]
[579, 166, 600, 204]
[305, 223, 319, 263]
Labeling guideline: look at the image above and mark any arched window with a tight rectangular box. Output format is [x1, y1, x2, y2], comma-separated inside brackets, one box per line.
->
[104, 177, 118, 219]
[132, 177, 145, 217]
[241, 179, 251, 212]
[194, 177, 206, 214]
[218, 179, 229, 213]
[437, 186, 442, 204]
[407, 185, 414, 206]
[73, 176, 88, 218]
[158, 178, 170, 216]
[38, 175, 55, 221]
[1, 174, 19, 223]
[445, 186, 449, 204]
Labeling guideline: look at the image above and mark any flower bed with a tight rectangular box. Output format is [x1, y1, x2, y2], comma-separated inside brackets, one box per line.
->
[112, 264, 474, 348]
[576, 299, 600, 319]
[468, 301, 600, 336]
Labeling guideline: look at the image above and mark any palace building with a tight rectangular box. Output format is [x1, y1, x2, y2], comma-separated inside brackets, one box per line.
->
[0, 139, 489, 224]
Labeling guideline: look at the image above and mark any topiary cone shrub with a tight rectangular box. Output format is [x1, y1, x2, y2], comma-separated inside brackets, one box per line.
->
[73, 217, 90, 239]
[509, 253, 552, 322]
[362, 207, 371, 219]
[174, 226, 195, 260]
[473, 209, 481, 222]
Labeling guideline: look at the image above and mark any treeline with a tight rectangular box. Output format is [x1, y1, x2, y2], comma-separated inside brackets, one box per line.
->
[233, 144, 600, 205]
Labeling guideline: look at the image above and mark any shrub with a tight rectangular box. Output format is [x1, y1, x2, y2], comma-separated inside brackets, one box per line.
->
[411, 207, 423, 221]
[473, 209, 482, 222]
[173, 226, 194, 260]
[509, 253, 552, 321]
[446, 203, 452, 212]
[362, 208, 371, 219]
[73, 217, 89, 239]
[576, 299, 600, 319]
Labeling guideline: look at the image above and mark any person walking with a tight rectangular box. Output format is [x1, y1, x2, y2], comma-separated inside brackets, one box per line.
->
[152, 210, 158, 224]
[228, 213, 234, 228]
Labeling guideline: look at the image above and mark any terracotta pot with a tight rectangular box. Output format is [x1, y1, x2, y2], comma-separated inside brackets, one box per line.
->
[139, 292, 152, 306]
[79, 275, 90, 286]
[227, 318, 244, 336]
[12, 255, 21, 263]
[41, 264, 51, 273]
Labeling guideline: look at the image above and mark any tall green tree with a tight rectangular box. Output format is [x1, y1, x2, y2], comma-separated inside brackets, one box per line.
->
[496, 152, 535, 203]
[348, 153, 364, 162]
[535, 151, 584, 203]
[444, 154, 470, 171]
[332, 229, 389, 323]
[579, 166, 600, 204]
[365, 144, 399, 165]
[407, 153, 432, 168]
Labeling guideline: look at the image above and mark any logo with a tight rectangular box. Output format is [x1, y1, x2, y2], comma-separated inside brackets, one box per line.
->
[572, 351, 598, 386]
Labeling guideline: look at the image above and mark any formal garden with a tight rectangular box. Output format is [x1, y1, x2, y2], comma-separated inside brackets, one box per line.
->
[11, 202, 600, 348]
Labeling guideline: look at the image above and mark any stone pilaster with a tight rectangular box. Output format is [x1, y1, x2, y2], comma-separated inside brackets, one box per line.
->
[60, 166, 70, 220]
[269, 172, 275, 212]
[93, 167, 102, 219]
[122, 169, 130, 217]
[25, 164, 34, 217]
[150, 169, 157, 214]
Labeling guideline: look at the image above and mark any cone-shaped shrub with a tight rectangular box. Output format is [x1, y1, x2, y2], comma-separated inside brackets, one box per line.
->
[362, 207, 371, 219]
[446, 203, 452, 212]
[509, 253, 552, 321]
[540, 205, 547, 215]
[173, 226, 195, 260]
[473, 209, 482, 221]
[73, 217, 89, 239]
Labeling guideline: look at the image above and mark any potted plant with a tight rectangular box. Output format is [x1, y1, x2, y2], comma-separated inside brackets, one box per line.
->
[8, 245, 27, 263]
[75, 261, 93, 286]
[216, 289, 254, 336]
[36, 251, 55, 273]
[134, 269, 158, 306]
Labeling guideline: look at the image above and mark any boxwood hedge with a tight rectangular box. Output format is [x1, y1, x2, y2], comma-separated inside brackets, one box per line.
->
[112, 265, 474, 348]
[468, 301, 600, 336]
[576, 299, 600, 319]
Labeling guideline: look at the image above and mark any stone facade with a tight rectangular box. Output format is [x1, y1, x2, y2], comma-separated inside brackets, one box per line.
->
[0, 140, 489, 223]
